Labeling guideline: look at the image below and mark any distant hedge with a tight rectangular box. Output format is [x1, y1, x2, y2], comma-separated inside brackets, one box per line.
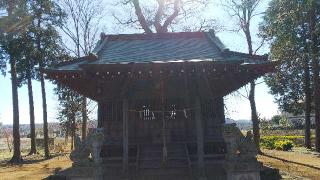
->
[260, 136, 297, 151]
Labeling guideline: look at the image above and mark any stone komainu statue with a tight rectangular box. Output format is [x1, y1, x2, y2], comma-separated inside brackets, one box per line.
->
[223, 123, 258, 161]
[70, 135, 90, 164]
[70, 129, 104, 164]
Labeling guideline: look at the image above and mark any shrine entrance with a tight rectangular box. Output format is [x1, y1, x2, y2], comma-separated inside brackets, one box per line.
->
[130, 98, 189, 145]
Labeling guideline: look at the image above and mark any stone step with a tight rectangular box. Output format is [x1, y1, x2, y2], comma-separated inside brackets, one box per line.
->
[137, 167, 191, 176]
[134, 174, 193, 180]
[140, 156, 187, 161]
[139, 159, 189, 169]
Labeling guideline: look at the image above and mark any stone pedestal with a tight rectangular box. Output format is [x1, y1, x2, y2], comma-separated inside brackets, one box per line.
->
[67, 129, 105, 180]
[224, 161, 262, 180]
[91, 141, 103, 164]
[67, 162, 103, 180]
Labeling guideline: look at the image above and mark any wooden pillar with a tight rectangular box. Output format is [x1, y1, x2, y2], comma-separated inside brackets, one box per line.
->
[216, 97, 226, 124]
[122, 99, 129, 174]
[97, 102, 104, 128]
[195, 97, 205, 171]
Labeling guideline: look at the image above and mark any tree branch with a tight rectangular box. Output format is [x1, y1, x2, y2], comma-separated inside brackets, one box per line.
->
[132, 0, 153, 33]
[254, 37, 266, 55]
[154, 0, 165, 32]
[162, 0, 181, 33]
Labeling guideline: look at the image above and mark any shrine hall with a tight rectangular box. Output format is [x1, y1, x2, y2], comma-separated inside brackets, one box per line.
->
[44, 30, 275, 180]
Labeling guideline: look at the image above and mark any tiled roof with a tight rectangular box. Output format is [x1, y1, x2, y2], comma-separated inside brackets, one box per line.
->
[50, 31, 268, 71]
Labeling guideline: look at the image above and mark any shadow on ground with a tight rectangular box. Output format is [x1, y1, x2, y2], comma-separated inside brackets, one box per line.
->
[261, 153, 320, 171]
[45, 165, 282, 180]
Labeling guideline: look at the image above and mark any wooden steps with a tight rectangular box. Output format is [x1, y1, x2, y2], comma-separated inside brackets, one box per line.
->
[135, 143, 193, 179]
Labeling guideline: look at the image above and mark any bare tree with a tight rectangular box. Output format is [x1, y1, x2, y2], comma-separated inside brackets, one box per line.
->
[59, 0, 103, 56]
[112, 0, 214, 33]
[59, 0, 103, 141]
[221, 0, 263, 152]
[3, 128, 13, 153]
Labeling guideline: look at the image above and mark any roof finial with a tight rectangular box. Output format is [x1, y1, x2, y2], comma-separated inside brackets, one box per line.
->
[100, 32, 106, 39]
[209, 29, 215, 36]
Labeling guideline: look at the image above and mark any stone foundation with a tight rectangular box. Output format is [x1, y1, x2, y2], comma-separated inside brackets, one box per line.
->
[224, 161, 262, 180]
[66, 162, 103, 180]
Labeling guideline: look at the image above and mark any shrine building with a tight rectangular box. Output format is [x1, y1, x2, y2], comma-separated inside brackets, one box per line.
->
[44, 30, 275, 180]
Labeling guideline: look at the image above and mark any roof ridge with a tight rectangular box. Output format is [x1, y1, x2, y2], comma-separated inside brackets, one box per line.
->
[205, 30, 228, 52]
[93, 36, 109, 55]
[100, 31, 205, 41]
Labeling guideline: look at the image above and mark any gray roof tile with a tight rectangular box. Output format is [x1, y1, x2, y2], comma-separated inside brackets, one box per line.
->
[49, 31, 268, 71]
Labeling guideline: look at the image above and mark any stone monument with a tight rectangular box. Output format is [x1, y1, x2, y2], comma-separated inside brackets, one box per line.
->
[223, 123, 262, 180]
[67, 128, 105, 180]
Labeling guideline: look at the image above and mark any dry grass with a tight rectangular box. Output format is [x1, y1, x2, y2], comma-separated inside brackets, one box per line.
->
[0, 136, 320, 179]
[258, 148, 320, 180]
[0, 138, 72, 180]
[0, 149, 319, 180]
[0, 154, 72, 180]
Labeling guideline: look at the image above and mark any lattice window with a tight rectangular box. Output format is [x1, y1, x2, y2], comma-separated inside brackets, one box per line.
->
[106, 101, 122, 121]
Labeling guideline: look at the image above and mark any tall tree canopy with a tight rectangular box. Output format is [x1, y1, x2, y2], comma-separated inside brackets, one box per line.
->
[260, 0, 314, 114]
[31, 0, 63, 158]
[260, 0, 320, 149]
[0, 0, 31, 163]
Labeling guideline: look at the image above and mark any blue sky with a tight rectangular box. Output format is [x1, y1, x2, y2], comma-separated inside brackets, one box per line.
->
[0, 0, 279, 125]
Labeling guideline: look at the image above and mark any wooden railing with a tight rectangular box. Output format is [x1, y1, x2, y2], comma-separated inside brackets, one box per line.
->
[184, 144, 192, 175]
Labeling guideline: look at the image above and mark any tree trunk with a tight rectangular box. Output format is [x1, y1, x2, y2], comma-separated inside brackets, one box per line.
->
[303, 51, 312, 149]
[81, 97, 87, 141]
[9, 56, 22, 163]
[40, 71, 49, 158]
[70, 130, 74, 150]
[310, 0, 320, 152]
[36, 13, 49, 158]
[132, 0, 153, 34]
[71, 114, 76, 150]
[8, 0, 22, 164]
[65, 122, 69, 145]
[249, 81, 260, 152]
[244, 23, 261, 152]
[27, 61, 36, 155]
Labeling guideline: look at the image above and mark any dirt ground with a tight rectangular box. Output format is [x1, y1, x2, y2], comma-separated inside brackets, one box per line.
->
[0, 148, 319, 180]
[0, 154, 72, 180]
[258, 148, 320, 180]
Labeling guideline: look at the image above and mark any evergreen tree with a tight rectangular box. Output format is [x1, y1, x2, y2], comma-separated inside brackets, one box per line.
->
[27, 0, 63, 158]
[15, 30, 37, 154]
[260, 0, 320, 149]
[0, 0, 30, 163]
[55, 85, 82, 150]
[309, 0, 320, 152]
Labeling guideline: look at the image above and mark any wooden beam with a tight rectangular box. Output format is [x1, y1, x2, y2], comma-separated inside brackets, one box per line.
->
[122, 99, 129, 175]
